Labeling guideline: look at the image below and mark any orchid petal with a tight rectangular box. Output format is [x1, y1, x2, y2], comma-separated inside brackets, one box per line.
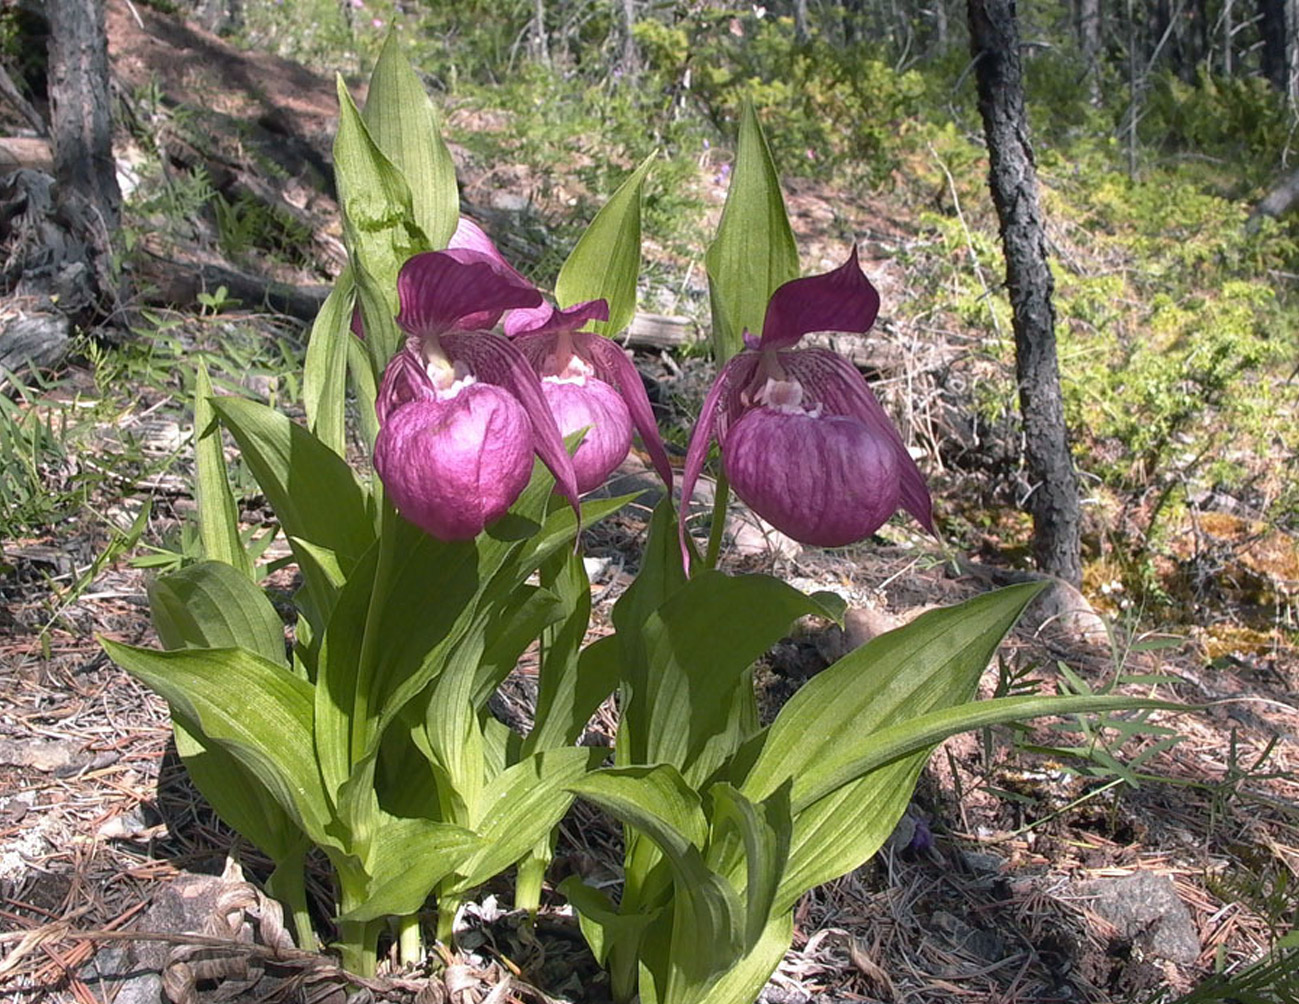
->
[575, 331, 674, 492]
[442, 331, 581, 519]
[781, 348, 934, 532]
[375, 345, 434, 427]
[509, 299, 610, 338]
[677, 352, 760, 566]
[723, 408, 901, 547]
[757, 247, 880, 351]
[374, 383, 535, 540]
[397, 251, 542, 337]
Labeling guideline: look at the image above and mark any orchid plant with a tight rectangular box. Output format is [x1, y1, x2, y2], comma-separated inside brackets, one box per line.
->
[101, 38, 1167, 1004]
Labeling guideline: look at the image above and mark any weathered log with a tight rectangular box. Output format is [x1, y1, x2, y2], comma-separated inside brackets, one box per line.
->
[1248, 164, 1299, 232]
[0, 137, 54, 173]
[132, 252, 331, 321]
[622, 312, 698, 350]
[0, 310, 70, 388]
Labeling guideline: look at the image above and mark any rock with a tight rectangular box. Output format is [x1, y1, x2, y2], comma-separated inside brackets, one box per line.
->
[723, 505, 802, 560]
[0, 737, 82, 773]
[814, 604, 934, 663]
[1081, 871, 1201, 965]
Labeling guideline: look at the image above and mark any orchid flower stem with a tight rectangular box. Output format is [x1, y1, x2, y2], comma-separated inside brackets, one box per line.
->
[514, 847, 549, 916]
[704, 469, 730, 571]
[436, 890, 462, 947]
[337, 920, 380, 978]
[266, 851, 315, 951]
[397, 914, 423, 967]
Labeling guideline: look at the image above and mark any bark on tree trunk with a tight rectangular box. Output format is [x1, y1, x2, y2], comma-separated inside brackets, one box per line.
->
[967, 0, 1083, 586]
[531, 0, 550, 65]
[46, 0, 121, 320]
[1078, 0, 1103, 104]
[618, 0, 640, 80]
[794, 0, 810, 41]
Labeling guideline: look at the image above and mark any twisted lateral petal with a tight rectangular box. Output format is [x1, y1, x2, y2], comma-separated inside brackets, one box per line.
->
[541, 379, 633, 493]
[723, 408, 901, 547]
[441, 332, 581, 519]
[575, 331, 674, 491]
[504, 296, 608, 339]
[677, 352, 760, 563]
[756, 247, 881, 352]
[397, 251, 542, 337]
[374, 383, 535, 541]
[375, 345, 436, 426]
[780, 348, 934, 532]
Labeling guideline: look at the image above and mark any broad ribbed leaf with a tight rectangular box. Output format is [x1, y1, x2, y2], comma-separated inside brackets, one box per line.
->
[102, 642, 333, 845]
[741, 582, 1045, 804]
[704, 102, 799, 362]
[665, 911, 794, 1004]
[333, 75, 426, 340]
[363, 33, 458, 250]
[147, 560, 284, 666]
[194, 362, 251, 576]
[558, 877, 660, 967]
[302, 273, 355, 457]
[705, 782, 790, 950]
[555, 155, 654, 336]
[340, 814, 479, 922]
[447, 748, 598, 892]
[571, 766, 744, 982]
[211, 397, 374, 626]
[639, 571, 839, 784]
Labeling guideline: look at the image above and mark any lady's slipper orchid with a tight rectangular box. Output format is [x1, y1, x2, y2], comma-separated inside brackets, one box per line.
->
[680, 248, 933, 554]
[449, 216, 674, 496]
[373, 250, 581, 541]
[510, 300, 674, 494]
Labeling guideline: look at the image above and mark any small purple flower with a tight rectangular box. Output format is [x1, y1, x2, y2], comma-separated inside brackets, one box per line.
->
[373, 249, 580, 541]
[680, 248, 933, 558]
[451, 217, 674, 496]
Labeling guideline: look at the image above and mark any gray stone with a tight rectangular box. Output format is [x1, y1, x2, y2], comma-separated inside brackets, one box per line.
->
[1082, 871, 1201, 965]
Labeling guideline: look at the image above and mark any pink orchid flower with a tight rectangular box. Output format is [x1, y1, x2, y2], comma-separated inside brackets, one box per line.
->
[453, 217, 674, 496]
[680, 248, 934, 556]
[373, 248, 581, 541]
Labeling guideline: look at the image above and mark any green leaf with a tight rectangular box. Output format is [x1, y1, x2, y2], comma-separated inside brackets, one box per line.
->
[664, 911, 794, 1004]
[570, 766, 744, 981]
[211, 397, 375, 622]
[704, 101, 799, 362]
[102, 642, 334, 845]
[172, 718, 308, 864]
[525, 553, 612, 755]
[194, 362, 252, 577]
[705, 783, 790, 951]
[639, 571, 838, 784]
[741, 582, 1047, 806]
[363, 33, 458, 250]
[558, 877, 660, 966]
[340, 814, 479, 922]
[555, 155, 654, 336]
[472, 585, 565, 707]
[333, 75, 427, 328]
[447, 747, 598, 892]
[302, 273, 356, 458]
[147, 560, 285, 666]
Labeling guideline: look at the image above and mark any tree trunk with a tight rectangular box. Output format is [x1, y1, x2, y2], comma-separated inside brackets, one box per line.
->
[617, 0, 640, 80]
[45, 0, 123, 324]
[967, 0, 1083, 586]
[794, 0, 810, 41]
[531, 0, 549, 65]
[1078, 0, 1102, 104]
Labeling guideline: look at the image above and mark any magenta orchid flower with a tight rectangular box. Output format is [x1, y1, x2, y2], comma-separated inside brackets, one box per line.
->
[510, 300, 675, 494]
[680, 248, 934, 557]
[373, 248, 581, 541]
[451, 216, 674, 496]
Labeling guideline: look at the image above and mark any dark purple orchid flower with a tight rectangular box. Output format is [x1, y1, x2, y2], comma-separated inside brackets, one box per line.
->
[373, 249, 581, 541]
[680, 248, 933, 558]
[449, 217, 674, 497]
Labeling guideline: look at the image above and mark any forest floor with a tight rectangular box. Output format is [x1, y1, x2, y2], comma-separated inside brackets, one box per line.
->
[2, 4, 1299, 1003]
